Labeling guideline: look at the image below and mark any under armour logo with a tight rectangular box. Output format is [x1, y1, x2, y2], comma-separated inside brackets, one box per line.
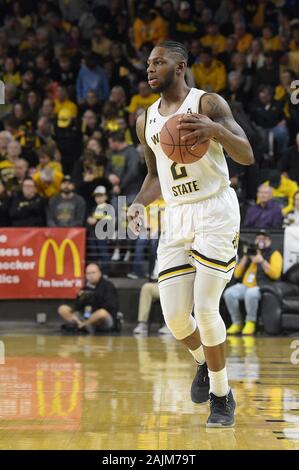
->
[150, 118, 156, 124]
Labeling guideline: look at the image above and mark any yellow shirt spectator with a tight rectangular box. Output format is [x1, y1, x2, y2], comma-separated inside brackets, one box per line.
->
[54, 99, 78, 118]
[192, 58, 227, 93]
[32, 167, 64, 199]
[201, 33, 227, 55]
[133, 10, 167, 50]
[2, 72, 21, 87]
[262, 35, 282, 51]
[264, 175, 299, 215]
[234, 251, 283, 287]
[127, 93, 159, 114]
[236, 33, 253, 53]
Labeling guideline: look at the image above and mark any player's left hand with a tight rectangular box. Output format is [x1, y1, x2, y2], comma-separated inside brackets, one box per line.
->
[177, 113, 219, 150]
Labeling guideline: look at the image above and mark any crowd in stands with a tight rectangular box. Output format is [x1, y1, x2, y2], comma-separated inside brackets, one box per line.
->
[1, 0, 299, 279]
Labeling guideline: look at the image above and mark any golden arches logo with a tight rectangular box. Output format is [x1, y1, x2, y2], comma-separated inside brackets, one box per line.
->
[38, 238, 81, 278]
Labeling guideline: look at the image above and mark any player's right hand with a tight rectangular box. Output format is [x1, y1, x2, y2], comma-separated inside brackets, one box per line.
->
[127, 203, 145, 236]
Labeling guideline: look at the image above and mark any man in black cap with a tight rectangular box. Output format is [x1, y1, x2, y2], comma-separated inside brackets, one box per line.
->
[223, 229, 283, 335]
[47, 175, 86, 227]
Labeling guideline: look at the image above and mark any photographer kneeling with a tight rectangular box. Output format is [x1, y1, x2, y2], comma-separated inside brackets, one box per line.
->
[58, 263, 119, 333]
[224, 230, 282, 336]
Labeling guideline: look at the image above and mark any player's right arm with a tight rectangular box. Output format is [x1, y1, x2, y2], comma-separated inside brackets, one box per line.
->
[133, 112, 161, 206]
[128, 112, 162, 233]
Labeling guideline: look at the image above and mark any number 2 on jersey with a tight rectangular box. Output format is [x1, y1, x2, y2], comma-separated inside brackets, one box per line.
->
[171, 162, 188, 181]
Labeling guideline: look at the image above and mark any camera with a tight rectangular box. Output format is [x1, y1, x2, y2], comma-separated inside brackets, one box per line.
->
[243, 242, 257, 257]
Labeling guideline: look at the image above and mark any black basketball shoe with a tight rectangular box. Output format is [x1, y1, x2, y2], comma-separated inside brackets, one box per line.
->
[191, 362, 210, 404]
[206, 389, 236, 427]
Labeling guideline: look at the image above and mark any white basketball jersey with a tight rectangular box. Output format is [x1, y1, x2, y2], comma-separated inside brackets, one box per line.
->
[144, 87, 230, 207]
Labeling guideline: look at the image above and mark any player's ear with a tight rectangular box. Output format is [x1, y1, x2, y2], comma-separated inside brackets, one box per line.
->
[176, 61, 186, 75]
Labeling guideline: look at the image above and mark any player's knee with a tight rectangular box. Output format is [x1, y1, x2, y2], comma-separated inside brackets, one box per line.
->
[164, 308, 196, 340]
[195, 309, 226, 347]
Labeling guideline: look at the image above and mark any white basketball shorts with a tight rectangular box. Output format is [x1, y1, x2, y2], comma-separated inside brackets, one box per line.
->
[157, 187, 240, 284]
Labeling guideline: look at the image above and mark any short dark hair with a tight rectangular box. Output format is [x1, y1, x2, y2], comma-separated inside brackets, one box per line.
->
[157, 40, 188, 63]
[109, 131, 125, 142]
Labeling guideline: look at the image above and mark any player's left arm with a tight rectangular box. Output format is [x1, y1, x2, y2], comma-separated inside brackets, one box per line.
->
[177, 93, 254, 166]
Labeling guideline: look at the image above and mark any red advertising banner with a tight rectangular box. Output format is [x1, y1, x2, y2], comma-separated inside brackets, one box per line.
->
[0, 228, 86, 299]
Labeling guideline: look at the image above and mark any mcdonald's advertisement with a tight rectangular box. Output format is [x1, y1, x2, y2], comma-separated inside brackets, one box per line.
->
[0, 228, 86, 298]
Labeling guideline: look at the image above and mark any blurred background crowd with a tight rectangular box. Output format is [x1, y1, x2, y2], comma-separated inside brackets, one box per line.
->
[1, 0, 299, 278]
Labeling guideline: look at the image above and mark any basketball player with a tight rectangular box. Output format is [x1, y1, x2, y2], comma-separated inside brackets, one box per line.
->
[128, 41, 254, 427]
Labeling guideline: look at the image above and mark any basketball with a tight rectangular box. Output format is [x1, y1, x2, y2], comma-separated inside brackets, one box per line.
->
[160, 113, 210, 164]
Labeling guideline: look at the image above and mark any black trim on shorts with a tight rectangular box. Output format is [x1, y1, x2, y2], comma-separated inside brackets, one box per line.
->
[158, 263, 195, 278]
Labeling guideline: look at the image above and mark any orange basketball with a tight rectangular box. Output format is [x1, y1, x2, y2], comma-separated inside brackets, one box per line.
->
[160, 113, 210, 164]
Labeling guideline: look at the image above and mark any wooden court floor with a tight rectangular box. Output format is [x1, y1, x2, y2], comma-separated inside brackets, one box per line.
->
[0, 333, 298, 450]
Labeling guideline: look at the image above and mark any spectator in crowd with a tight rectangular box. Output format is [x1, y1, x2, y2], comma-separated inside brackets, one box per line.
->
[250, 85, 289, 159]
[201, 21, 227, 55]
[246, 38, 265, 72]
[265, 171, 299, 215]
[0, 179, 10, 226]
[91, 24, 112, 58]
[284, 190, 299, 226]
[39, 98, 55, 121]
[224, 230, 283, 336]
[76, 52, 109, 104]
[274, 69, 299, 143]
[53, 55, 78, 90]
[127, 81, 159, 128]
[72, 146, 111, 212]
[58, 263, 118, 333]
[261, 23, 282, 51]
[243, 184, 283, 229]
[279, 132, 299, 184]
[54, 108, 82, 174]
[230, 52, 253, 97]
[9, 177, 45, 227]
[12, 158, 29, 193]
[54, 84, 78, 118]
[133, 281, 170, 336]
[2, 56, 21, 87]
[254, 51, 280, 89]
[80, 110, 99, 143]
[86, 185, 111, 276]
[222, 71, 249, 106]
[109, 86, 128, 120]
[0, 132, 16, 192]
[36, 117, 55, 146]
[169, 1, 202, 44]
[6, 140, 23, 164]
[32, 145, 63, 199]
[133, 8, 167, 50]
[107, 131, 143, 206]
[78, 90, 102, 116]
[234, 21, 253, 54]
[47, 175, 86, 227]
[192, 47, 227, 93]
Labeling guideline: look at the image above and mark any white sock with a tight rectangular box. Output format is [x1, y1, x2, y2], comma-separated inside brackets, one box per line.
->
[189, 345, 205, 365]
[208, 367, 229, 397]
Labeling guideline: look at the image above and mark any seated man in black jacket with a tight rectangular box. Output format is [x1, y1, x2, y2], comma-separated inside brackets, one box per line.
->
[9, 177, 45, 226]
[58, 263, 119, 333]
